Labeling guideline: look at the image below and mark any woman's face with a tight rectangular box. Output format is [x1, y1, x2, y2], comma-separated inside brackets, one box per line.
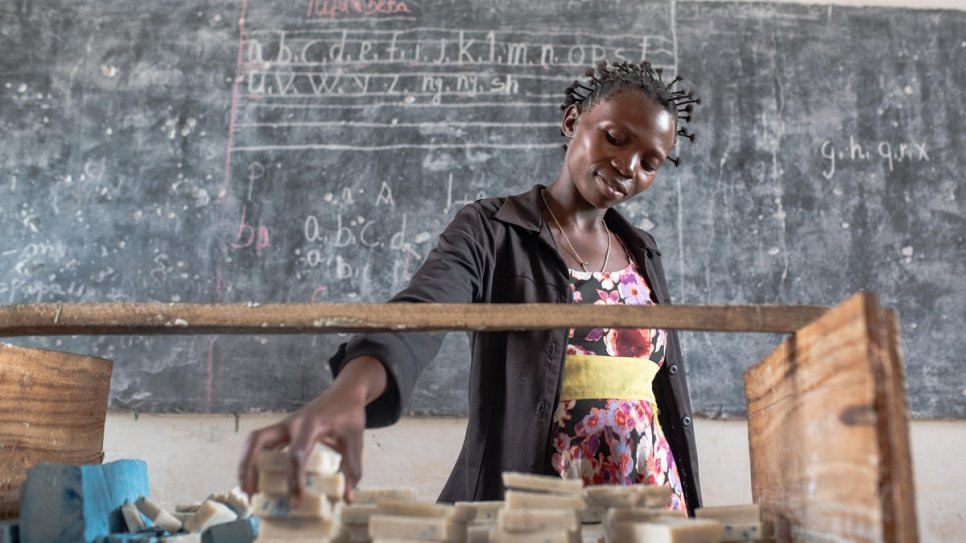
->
[561, 90, 677, 209]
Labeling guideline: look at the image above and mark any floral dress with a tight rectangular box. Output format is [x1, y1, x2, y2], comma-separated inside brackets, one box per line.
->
[549, 260, 687, 512]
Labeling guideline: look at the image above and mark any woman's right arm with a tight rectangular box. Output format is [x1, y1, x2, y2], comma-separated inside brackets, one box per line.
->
[237, 355, 387, 502]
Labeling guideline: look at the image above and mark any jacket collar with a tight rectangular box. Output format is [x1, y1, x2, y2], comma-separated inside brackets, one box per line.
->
[494, 184, 662, 256]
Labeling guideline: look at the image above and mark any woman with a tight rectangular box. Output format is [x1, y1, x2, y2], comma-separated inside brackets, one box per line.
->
[238, 60, 702, 515]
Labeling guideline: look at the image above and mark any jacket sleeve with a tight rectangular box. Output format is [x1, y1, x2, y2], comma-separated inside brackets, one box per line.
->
[328, 203, 492, 427]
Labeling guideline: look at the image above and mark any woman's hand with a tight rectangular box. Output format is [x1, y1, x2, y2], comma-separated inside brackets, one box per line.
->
[237, 356, 388, 503]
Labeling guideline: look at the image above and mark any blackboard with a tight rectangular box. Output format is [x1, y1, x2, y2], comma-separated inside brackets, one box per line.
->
[1, 1, 963, 419]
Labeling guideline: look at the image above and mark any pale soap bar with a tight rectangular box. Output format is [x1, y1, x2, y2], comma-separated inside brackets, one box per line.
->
[339, 503, 378, 525]
[352, 487, 417, 504]
[486, 529, 573, 543]
[504, 491, 585, 512]
[634, 485, 674, 509]
[467, 525, 492, 543]
[207, 487, 253, 518]
[501, 473, 583, 496]
[604, 508, 687, 543]
[454, 501, 504, 524]
[719, 523, 769, 542]
[367, 514, 467, 542]
[258, 471, 345, 498]
[121, 502, 148, 532]
[256, 444, 342, 476]
[251, 492, 332, 519]
[136, 497, 184, 533]
[694, 505, 760, 525]
[256, 517, 338, 541]
[183, 500, 238, 533]
[377, 500, 474, 523]
[497, 509, 578, 533]
[609, 518, 723, 543]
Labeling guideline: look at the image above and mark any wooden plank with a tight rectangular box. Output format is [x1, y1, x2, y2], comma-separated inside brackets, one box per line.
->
[743, 292, 918, 543]
[0, 343, 112, 519]
[0, 302, 827, 336]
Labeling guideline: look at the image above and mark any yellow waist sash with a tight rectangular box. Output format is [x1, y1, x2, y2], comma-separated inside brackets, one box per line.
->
[560, 354, 659, 407]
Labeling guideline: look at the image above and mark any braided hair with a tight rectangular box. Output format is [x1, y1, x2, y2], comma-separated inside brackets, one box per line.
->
[561, 60, 700, 166]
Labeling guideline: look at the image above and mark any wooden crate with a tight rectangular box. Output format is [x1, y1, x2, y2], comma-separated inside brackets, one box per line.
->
[744, 293, 918, 542]
[0, 343, 112, 519]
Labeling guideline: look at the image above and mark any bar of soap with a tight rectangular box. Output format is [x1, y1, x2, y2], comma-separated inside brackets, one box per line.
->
[454, 501, 503, 524]
[258, 471, 345, 499]
[257, 518, 338, 539]
[339, 503, 378, 525]
[137, 497, 184, 533]
[719, 523, 769, 542]
[251, 492, 332, 519]
[208, 488, 252, 518]
[256, 444, 342, 476]
[634, 485, 674, 509]
[694, 505, 760, 525]
[486, 529, 573, 543]
[377, 500, 473, 523]
[367, 514, 466, 541]
[583, 487, 639, 509]
[352, 487, 417, 504]
[497, 509, 578, 533]
[501, 473, 582, 496]
[466, 525, 491, 543]
[504, 491, 585, 512]
[121, 502, 148, 532]
[604, 508, 686, 543]
[609, 518, 723, 543]
[183, 500, 238, 533]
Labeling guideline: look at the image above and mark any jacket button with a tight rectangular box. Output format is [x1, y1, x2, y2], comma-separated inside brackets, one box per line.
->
[546, 341, 557, 358]
[537, 401, 547, 417]
[681, 416, 692, 427]
[668, 365, 678, 376]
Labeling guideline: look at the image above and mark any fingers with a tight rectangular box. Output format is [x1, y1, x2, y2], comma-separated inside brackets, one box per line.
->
[238, 424, 289, 495]
[339, 427, 365, 503]
[286, 418, 323, 503]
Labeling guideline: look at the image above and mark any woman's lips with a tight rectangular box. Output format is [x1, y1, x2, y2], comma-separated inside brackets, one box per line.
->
[596, 173, 628, 197]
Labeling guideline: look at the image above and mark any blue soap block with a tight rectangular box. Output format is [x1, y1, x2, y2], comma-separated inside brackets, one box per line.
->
[20, 459, 150, 543]
[0, 519, 19, 543]
[202, 516, 260, 543]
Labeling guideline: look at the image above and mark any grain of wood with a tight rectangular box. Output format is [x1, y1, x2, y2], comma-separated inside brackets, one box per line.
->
[743, 292, 918, 543]
[0, 302, 827, 336]
[0, 343, 112, 519]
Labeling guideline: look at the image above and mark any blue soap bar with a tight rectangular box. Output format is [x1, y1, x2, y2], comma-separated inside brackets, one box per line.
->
[0, 519, 19, 543]
[20, 459, 150, 543]
[201, 516, 260, 543]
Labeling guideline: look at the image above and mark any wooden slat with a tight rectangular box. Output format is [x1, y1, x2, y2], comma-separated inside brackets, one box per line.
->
[743, 292, 918, 543]
[0, 343, 112, 519]
[0, 302, 827, 336]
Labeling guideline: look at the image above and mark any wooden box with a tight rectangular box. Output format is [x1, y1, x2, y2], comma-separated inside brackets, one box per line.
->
[0, 343, 112, 519]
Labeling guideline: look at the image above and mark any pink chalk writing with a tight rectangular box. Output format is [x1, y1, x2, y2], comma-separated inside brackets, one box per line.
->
[306, 0, 411, 19]
[230, 205, 271, 257]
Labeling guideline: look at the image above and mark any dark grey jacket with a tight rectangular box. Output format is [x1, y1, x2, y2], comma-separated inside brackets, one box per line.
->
[330, 185, 702, 514]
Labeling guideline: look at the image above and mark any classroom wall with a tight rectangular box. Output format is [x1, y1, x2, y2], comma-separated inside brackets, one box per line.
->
[102, 414, 965, 543]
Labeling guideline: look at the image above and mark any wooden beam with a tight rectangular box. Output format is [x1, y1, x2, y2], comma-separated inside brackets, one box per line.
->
[0, 302, 827, 336]
[744, 292, 918, 543]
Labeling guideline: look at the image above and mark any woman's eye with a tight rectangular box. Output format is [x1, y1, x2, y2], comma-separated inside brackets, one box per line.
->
[605, 132, 622, 146]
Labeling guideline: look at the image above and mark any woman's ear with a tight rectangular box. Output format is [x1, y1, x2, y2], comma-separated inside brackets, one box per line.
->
[560, 104, 579, 139]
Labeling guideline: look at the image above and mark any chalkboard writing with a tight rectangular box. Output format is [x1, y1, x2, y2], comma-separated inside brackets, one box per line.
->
[0, 0, 962, 419]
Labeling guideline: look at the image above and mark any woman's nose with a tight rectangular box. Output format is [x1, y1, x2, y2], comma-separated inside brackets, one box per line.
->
[612, 154, 638, 178]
